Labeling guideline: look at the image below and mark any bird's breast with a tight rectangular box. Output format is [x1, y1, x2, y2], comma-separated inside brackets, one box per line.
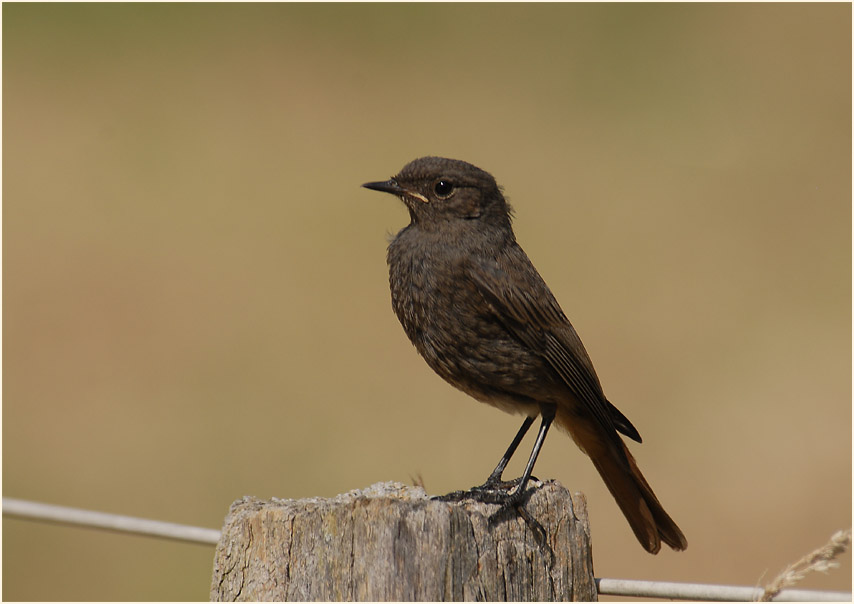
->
[387, 231, 553, 409]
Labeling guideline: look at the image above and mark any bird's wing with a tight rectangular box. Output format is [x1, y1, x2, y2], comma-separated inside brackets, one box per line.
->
[467, 247, 641, 442]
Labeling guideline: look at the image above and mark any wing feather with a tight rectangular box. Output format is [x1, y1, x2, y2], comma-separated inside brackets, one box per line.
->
[467, 247, 641, 442]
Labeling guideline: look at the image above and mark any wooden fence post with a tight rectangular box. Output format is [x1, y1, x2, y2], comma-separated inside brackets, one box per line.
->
[210, 480, 596, 601]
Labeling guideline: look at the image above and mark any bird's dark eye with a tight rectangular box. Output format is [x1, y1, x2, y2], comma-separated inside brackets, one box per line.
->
[433, 179, 454, 198]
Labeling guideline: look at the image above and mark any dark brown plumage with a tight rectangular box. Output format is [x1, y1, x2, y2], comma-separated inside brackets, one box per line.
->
[363, 156, 686, 554]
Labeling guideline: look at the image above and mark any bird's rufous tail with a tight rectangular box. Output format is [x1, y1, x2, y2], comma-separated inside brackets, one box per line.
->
[557, 411, 687, 554]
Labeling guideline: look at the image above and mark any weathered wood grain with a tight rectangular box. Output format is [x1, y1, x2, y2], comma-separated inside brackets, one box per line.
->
[211, 480, 595, 601]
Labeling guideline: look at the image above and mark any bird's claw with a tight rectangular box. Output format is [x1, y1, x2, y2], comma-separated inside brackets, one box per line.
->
[431, 475, 540, 506]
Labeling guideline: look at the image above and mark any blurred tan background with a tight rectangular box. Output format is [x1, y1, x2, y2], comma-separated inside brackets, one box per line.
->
[3, 3, 850, 601]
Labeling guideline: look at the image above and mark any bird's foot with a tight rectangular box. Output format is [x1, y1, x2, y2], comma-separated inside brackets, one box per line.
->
[431, 475, 539, 506]
[432, 476, 549, 556]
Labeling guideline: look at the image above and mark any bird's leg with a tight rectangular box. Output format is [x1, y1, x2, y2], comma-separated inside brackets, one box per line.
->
[482, 415, 536, 488]
[434, 406, 556, 505]
[503, 404, 555, 504]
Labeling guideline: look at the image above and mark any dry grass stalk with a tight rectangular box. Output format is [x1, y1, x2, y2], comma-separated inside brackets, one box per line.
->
[758, 528, 851, 601]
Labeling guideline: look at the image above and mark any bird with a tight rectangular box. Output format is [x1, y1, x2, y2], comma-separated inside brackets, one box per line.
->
[362, 156, 687, 554]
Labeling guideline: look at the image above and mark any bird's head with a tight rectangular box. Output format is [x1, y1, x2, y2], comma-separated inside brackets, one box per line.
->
[363, 156, 513, 231]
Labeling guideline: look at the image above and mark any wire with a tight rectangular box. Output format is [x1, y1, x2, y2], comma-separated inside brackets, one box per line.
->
[4, 497, 851, 601]
[3, 497, 220, 545]
[595, 578, 851, 601]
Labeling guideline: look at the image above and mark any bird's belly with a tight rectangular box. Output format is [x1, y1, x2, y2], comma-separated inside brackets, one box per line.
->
[399, 292, 554, 415]
[388, 244, 563, 416]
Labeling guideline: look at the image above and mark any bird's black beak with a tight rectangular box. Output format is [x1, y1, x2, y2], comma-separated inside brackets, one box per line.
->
[363, 178, 429, 203]
[362, 179, 403, 195]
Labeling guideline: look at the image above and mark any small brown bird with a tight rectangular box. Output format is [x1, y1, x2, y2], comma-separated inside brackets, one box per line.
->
[363, 157, 687, 554]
